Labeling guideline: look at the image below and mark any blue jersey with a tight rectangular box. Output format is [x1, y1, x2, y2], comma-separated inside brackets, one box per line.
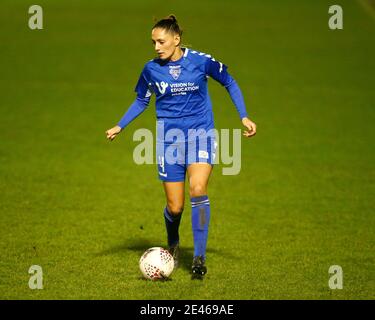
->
[117, 47, 249, 181]
[117, 47, 248, 138]
[134, 47, 233, 119]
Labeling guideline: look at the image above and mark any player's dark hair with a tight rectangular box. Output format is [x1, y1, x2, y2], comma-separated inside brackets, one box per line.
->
[152, 14, 183, 39]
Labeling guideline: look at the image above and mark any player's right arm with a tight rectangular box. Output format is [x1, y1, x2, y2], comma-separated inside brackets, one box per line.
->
[106, 94, 151, 141]
[106, 64, 153, 141]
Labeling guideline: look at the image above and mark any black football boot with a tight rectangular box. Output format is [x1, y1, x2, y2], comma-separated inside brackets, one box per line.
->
[191, 255, 207, 279]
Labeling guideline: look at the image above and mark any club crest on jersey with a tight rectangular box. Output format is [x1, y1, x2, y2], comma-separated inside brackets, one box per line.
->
[169, 65, 181, 80]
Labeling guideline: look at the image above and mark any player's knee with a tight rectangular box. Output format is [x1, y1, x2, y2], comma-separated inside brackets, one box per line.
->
[167, 204, 184, 216]
[189, 184, 207, 198]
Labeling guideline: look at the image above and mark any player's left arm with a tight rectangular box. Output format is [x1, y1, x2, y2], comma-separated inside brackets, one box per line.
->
[205, 57, 256, 138]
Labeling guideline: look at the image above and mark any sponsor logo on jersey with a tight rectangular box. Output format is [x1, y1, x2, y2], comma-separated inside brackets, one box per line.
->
[170, 82, 199, 96]
[155, 81, 169, 95]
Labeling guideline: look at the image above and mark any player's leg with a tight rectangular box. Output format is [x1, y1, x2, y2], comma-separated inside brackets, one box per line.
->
[162, 181, 185, 268]
[163, 181, 185, 245]
[163, 181, 185, 215]
[187, 162, 213, 278]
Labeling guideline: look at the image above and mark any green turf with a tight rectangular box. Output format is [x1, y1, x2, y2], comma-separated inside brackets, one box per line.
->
[0, 0, 374, 299]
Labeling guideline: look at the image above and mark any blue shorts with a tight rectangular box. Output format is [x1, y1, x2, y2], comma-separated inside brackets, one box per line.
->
[156, 112, 217, 182]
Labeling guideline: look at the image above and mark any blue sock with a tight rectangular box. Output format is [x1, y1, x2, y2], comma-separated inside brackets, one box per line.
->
[191, 195, 211, 259]
[164, 206, 182, 247]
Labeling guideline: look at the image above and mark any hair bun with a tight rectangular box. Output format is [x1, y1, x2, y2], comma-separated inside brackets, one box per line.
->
[152, 14, 182, 37]
[167, 14, 177, 23]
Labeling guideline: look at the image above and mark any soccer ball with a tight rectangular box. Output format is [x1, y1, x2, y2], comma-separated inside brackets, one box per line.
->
[139, 247, 174, 280]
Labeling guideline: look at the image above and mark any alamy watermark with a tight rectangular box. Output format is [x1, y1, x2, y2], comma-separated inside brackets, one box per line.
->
[328, 265, 343, 289]
[132, 123, 243, 176]
[28, 5, 43, 30]
[28, 265, 43, 289]
[328, 5, 343, 30]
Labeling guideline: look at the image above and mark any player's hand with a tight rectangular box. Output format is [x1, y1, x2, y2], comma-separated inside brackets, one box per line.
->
[242, 117, 257, 138]
[105, 125, 122, 141]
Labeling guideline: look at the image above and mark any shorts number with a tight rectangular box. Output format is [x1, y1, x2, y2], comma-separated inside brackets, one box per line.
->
[158, 156, 165, 173]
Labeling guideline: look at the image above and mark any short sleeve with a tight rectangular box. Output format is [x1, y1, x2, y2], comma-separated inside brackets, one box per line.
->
[134, 65, 153, 98]
[205, 57, 233, 87]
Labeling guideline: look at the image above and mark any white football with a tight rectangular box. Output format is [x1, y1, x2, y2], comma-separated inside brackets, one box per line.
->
[139, 247, 174, 280]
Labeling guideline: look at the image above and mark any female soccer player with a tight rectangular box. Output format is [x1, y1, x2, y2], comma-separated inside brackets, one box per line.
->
[106, 15, 256, 279]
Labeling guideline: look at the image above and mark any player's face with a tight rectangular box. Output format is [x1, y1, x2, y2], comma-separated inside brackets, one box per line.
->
[151, 28, 180, 60]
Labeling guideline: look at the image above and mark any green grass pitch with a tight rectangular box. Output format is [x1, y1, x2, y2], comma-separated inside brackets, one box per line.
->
[0, 0, 374, 299]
